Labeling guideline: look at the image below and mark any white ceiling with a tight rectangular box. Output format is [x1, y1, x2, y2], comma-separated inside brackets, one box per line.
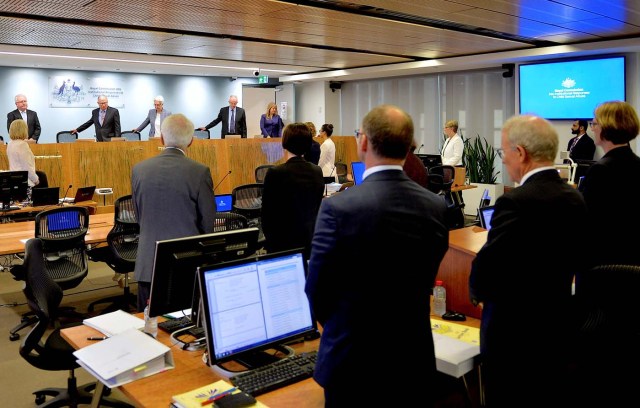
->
[1, 0, 639, 81]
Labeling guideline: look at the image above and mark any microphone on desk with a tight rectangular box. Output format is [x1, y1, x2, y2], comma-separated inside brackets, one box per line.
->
[416, 144, 424, 154]
[214, 171, 232, 192]
[324, 166, 337, 196]
[60, 184, 73, 206]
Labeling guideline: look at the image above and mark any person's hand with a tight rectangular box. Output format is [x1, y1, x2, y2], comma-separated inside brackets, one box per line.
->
[26, 138, 36, 144]
[199, 127, 206, 131]
[71, 129, 78, 134]
[132, 129, 137, 132]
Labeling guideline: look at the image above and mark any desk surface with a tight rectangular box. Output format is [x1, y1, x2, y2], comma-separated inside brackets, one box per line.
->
[0, 211, 113, 255]
[451, 184, 477, 193]
[61, 311, 481, 407]
[0, 200, 98, 216]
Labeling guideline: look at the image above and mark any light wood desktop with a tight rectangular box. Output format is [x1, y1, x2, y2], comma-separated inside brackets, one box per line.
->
[0, 211, 113, 255]
[0, 200, 97, 217]
[438, 226, 488, 319]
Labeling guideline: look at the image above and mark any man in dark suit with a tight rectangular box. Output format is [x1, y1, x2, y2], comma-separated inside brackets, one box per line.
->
[568, 119, 596, 161]
[305, 105, 449, 407]
[200, 95, 247, 138]
[469, 114, 588, 407]
[133, 95, 172, 137]
[261, 122, 324, 259]
[131, 113, 216, 311]
[7, 94, 41, 143]
[71, 95, 121, 141]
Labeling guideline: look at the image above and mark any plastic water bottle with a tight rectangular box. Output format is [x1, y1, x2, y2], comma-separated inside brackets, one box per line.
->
[433, 280, 447, 317]
[144, 300, 158, 338]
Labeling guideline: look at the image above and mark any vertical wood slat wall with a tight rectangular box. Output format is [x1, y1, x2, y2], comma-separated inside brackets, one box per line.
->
[0, 136, 358, 207]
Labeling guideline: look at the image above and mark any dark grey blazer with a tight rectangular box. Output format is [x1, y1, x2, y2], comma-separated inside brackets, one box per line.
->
[205, 106, 247, 138]
[7, 109, 41, 141]
[135, 109, 172, 137]
[76, 106, 121, 141]
[131, 148, 216, 284]
[305, 169, 448, 393]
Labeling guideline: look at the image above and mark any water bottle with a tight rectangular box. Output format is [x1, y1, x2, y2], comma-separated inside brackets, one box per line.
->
[433, 280, 447, 317]
[144, 300, 158, 338]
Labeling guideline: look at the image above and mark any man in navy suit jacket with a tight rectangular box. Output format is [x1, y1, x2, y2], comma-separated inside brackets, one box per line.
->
[469, 114, 588, 406]
[568, 119, 595, 161]
[72, 95, 121, 141]
[305, 105, 449, 407]
[134, 95, 172, 137]
[7, 94, 41, 142]
[200, 95, 247, 138]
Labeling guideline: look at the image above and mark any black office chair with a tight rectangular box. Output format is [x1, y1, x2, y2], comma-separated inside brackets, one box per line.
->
[428, 165, 464, 229]
[87, 195, 138, 313]
[35, 170, 49, 188]
[193, 129, 210, 139]
[231, 183, 264, 221]
[9, 207, 90, 341]
[120, 131, 141, 141]
[213, 212, 249, 233]
[19, 237, 134, 408]
[254, 164, 275, 183]
[56, 131, 77, 143]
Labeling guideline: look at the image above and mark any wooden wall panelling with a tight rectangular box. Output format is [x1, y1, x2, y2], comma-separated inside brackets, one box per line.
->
[332, 136, 358, 176]
[32, 143, 71, 193]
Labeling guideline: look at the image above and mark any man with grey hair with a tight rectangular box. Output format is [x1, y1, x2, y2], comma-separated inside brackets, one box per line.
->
[7, 94, 41, 142]
[200, 94, 247, 138]
[131, 113, 216, 310]
[134, 95, 172, 137]
[72, 94, 120, 141]
[469, 114, 588, 406]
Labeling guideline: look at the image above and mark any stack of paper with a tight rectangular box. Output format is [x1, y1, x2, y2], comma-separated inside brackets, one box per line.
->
[83, 309, 145, 337]
[74, 328, 174, 387]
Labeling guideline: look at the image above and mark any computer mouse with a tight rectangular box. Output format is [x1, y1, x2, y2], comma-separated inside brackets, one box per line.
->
[442, 311, 466, 321]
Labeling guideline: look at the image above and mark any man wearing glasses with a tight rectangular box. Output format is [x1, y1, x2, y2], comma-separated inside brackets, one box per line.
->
[71, 95, 121, 142]
[7, 94, 41, 143]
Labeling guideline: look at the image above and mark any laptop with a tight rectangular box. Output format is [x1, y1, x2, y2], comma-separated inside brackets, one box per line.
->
[32, 187, 60, 207]
[214, 194, 232, 212]
[351, 161, 365, 185]
[478, 205, 495, 231]
[61, 186, 96, 203]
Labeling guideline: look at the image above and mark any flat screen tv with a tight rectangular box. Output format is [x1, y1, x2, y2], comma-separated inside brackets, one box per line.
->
[519, 55, 625, 120]
[199, 249, 316, 370]
[148, 227, 259, 319]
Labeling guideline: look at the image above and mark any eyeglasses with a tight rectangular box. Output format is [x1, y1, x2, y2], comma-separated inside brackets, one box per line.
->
[496, 148, 505, 159]
[589, 121, 599, 128]
[354, 130, 363, 138]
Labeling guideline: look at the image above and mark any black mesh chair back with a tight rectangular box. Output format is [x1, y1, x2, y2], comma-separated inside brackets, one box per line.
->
[335, 162, 348, 183]
[194, 129, 210, 139]
[255, 165, 275, 183]
[35, 170, 49, 188]
[427, 165, 454, 195]
[56, 131, 77, 143]
[214, 212, 249, 233]
[114, 194, 137, 224]
[231, 183, 264, 221]
[34, 206, 89, 290]
[121, 131, 141, 141]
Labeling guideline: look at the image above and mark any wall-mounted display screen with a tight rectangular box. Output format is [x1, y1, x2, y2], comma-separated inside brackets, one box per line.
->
[519, 56, 625, 120]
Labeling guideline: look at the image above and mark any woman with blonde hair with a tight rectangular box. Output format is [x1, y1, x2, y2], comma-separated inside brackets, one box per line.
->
[8, 119, 39, 188]
[260, 102, 284, 137]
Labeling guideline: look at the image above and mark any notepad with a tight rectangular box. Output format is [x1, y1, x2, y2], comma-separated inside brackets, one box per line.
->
[83, 310, 145, 337]
[172, 379, 268, 408]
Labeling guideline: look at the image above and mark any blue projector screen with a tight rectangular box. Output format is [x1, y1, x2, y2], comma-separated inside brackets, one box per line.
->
[519, 56, 625, 120]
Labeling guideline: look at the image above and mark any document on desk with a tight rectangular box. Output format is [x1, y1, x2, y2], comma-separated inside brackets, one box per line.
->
[74, 328, 174, 388]
[172, 379, 268, 408]
[83, 309, 145, 337]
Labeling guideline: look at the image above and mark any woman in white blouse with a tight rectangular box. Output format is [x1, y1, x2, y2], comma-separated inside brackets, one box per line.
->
[442, 119, 464, 166]
[8, 119, 39, 187]
[317, 124, 336, 178]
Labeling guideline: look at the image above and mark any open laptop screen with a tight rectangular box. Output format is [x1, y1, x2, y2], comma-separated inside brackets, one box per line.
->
[351, 161, 365, 185]
[214, 194, 232, 212]
[478, 205, 495, 231]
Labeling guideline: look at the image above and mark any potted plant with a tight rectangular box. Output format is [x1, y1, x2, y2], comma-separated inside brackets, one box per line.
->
[461, 134, 503, 215]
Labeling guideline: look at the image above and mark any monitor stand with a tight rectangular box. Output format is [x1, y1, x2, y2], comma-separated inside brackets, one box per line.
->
[234, 344, 294, 369]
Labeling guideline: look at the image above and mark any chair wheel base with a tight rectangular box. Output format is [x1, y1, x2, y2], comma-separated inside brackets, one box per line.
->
[9, 333, 19, 341]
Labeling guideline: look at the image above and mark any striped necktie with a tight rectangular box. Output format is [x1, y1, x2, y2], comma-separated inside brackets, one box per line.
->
[230, 109, 235, 133]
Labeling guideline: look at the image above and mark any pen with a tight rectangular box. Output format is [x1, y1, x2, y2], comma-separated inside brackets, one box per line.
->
[201, 388, 237, 406]
[87, 336, 108, 341]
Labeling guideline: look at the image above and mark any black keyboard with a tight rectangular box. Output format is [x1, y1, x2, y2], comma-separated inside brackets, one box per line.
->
[229, 351, 317, 396]
[158, 316, 193, 333]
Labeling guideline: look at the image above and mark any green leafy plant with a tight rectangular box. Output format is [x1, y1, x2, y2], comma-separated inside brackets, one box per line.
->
[462, 134, 500, 184]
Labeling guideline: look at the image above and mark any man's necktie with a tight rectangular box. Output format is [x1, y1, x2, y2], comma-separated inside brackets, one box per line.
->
[569, 137, 578, 151]
[100, 110, 106, 126]
[230, 109, 235, 134]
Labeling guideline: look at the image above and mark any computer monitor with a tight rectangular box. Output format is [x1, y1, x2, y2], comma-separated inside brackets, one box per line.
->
[214, 194, 233, 212]
[416, 153, 443, 170]
[0, 170, 28, 210]
[199, 249, 316, 370]
[478, 205, 495, 231]
[148, 227, 260, 319]
[351, 161, 365, 185]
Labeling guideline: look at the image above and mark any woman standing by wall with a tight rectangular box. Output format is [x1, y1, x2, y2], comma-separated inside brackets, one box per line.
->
[260, 102, 284, 138]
